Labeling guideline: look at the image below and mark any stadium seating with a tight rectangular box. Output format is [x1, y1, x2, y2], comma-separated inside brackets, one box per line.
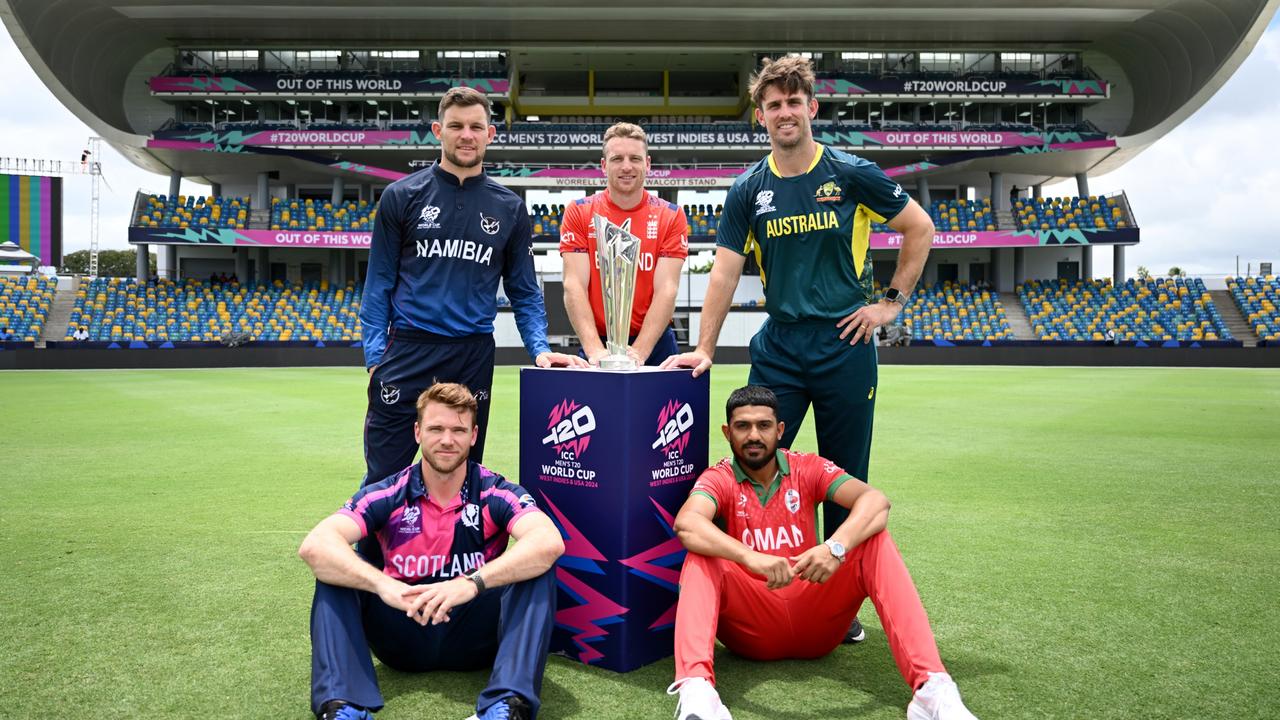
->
[270, 197, 376, 232]
[1019, 278, 1231, 341]
[684, 204, 723, 238]
[134, 194, 250, 229]
[896, 281, 1014, 341]
[66, 277, 363, 342]
[1226, 275, 1280, 342]
[0, 275, 55, 341]
[1013, 196, 1133, 231]
[873, 198, 996, 233]
[529, 203, 566, 238]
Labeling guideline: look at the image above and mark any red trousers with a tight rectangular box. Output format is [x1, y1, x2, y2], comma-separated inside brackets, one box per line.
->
[674, 530, 945, 690]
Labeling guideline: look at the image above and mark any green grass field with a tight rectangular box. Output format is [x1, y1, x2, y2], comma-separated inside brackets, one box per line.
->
[2, 365, 1278, 719]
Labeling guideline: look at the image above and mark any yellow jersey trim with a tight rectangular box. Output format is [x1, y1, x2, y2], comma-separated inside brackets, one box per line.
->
[766, 144, 825, 178]
[851, 203, 887, 279]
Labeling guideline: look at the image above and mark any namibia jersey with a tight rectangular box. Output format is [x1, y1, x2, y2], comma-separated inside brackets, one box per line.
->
[717, 145, 909, 323]
[689, 449, 854, 559]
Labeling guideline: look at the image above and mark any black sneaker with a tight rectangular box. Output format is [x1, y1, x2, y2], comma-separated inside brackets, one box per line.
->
[317, 700, 373, 720]
[844, 617, 867, 644]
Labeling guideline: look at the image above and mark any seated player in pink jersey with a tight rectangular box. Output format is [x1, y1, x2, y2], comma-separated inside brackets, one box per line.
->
[668, 385, 979, 720]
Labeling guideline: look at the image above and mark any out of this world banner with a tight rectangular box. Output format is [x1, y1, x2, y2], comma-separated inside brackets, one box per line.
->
[128, 225, 1139, 250]
[149, 73, 510, 95]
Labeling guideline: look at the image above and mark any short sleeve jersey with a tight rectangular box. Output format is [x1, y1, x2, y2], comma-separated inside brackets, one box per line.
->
[559, 190, 689, 336]
[338, 461, 542, 584]
[717, 145, 910, 322]
[689, 449, 854, 558]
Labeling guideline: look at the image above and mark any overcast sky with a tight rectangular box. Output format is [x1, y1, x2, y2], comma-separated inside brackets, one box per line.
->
[1, 15, 1276, 277]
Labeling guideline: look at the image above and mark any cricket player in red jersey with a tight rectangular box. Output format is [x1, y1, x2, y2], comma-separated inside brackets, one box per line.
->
[559, 122, 689, 365]
[668, 385, 979, 720]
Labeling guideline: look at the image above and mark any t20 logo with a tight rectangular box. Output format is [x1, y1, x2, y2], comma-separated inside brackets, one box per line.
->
[542, 399, 597, 457]
[652, 401, 694, 451]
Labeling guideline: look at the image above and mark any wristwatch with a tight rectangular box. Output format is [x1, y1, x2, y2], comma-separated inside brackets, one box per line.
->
[883, 287, 908, 306]
[464, 569, 486, 594]
[823, 539, 847, 563]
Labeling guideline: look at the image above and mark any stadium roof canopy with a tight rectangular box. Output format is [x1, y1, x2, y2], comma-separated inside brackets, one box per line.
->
[4, 0, 1277, 183]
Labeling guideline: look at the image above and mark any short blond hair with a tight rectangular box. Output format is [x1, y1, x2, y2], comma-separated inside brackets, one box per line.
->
[748, 55, 816, 107]
[602, 122, 648, 153]
[415, 382, 479, 424]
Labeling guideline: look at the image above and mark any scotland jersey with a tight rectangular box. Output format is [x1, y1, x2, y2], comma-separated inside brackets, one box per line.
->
[339, 461, 542, 584]
[717, 145, 910, 322]
[360, 162, 551, 368]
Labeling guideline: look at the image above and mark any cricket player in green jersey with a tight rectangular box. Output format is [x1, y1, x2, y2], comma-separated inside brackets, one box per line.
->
[662, 55, 935, 643]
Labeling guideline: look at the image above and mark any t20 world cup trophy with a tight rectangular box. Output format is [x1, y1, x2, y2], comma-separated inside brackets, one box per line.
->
[592, 214, 641, 370]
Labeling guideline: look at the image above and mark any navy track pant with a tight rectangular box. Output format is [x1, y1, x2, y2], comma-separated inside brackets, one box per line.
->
[309, 569, 556, 718]
[747, 318, 878, 537]
[363, 327, 496, 485]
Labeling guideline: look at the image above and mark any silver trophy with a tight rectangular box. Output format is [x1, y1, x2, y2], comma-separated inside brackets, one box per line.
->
[592, 213, 641, 370]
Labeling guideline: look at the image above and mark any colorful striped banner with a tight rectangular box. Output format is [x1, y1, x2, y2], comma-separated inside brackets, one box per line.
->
[0, 174, 61, 266]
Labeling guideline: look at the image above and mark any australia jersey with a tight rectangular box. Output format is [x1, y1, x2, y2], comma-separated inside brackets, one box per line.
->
[339, 460, 541, 584]
[717, 145, 910, 323]
[689, 449, 854, 558]
[559, 190, 689, 336]
[360, 162, 551, 368]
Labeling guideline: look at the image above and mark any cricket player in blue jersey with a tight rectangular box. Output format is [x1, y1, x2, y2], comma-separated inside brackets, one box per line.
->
[663, 56, 936, 644]
[360, 87, 586, 485]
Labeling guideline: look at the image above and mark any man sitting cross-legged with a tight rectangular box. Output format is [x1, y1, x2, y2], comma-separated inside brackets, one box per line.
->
[668, 385, 978, 720]
[299, 382, 564, 720]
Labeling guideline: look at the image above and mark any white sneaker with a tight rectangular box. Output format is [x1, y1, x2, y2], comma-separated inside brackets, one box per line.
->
[666, 677, 732, 720]
[907, 672, 978, 720]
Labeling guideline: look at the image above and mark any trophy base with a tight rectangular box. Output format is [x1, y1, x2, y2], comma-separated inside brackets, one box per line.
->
[599, 355, 637, 371]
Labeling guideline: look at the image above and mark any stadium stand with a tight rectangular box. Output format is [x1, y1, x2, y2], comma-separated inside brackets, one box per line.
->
[1013, 195, 1131, 231]
[1019, 278, 1231, 341]
[0, 275, 55, 341]
[1226, 275, 1280, 342]
[134, 194, 250, 229]
[270, 197, 376, 232]
[66, 277, 363, 342]
[529, 203, 566, 238]
[874, 198, 996, 233]
[897, 281, 1014, 341]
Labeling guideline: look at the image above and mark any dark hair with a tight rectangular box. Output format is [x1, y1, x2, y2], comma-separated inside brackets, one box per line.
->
[725, 385, 779, 422]
[749, 55, 817, 107]
[438, 86, 492, 120]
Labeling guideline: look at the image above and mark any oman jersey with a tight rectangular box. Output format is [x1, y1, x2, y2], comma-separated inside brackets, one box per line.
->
[689, 449, 854, 558]
[717, 145, 910, 323]
[339, 460, 541, 584]
[559, 190, 689, 336]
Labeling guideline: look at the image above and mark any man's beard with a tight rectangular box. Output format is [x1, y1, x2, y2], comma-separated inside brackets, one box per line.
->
[772, 128, 805, 150]
[734, 441, 774, 471]
[444, 146, 484, 169]
[424, 449, 468, 474]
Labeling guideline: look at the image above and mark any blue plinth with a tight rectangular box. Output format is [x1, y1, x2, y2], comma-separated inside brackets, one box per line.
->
[519, 366, 710, 672]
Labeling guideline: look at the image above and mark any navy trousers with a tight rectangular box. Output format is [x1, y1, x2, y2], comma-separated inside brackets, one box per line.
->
[747, 318, 878, 537]
[309, 570, 556, 718]
[363, 327, 496, 485]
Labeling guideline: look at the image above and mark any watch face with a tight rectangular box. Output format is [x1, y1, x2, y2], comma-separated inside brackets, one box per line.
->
[884, 288, 900, 302]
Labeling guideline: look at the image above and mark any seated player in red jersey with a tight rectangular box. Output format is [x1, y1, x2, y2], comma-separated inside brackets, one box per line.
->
[558, 122, 689, 366]
[667, 385, 979, 720]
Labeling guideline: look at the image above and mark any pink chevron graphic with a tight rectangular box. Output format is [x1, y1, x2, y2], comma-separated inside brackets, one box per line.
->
[539, 492, 605, 562]
[619, 499, 686, 630]
[555, 569, 628, 664]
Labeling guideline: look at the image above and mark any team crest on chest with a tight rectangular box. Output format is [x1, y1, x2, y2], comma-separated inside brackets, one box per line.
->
[480, 212, 501, 235]
[785, 488, 800, 514]
[814, 181, 843, 203]
[398, 504, 422, 534]
[460, 502, 481, 530]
